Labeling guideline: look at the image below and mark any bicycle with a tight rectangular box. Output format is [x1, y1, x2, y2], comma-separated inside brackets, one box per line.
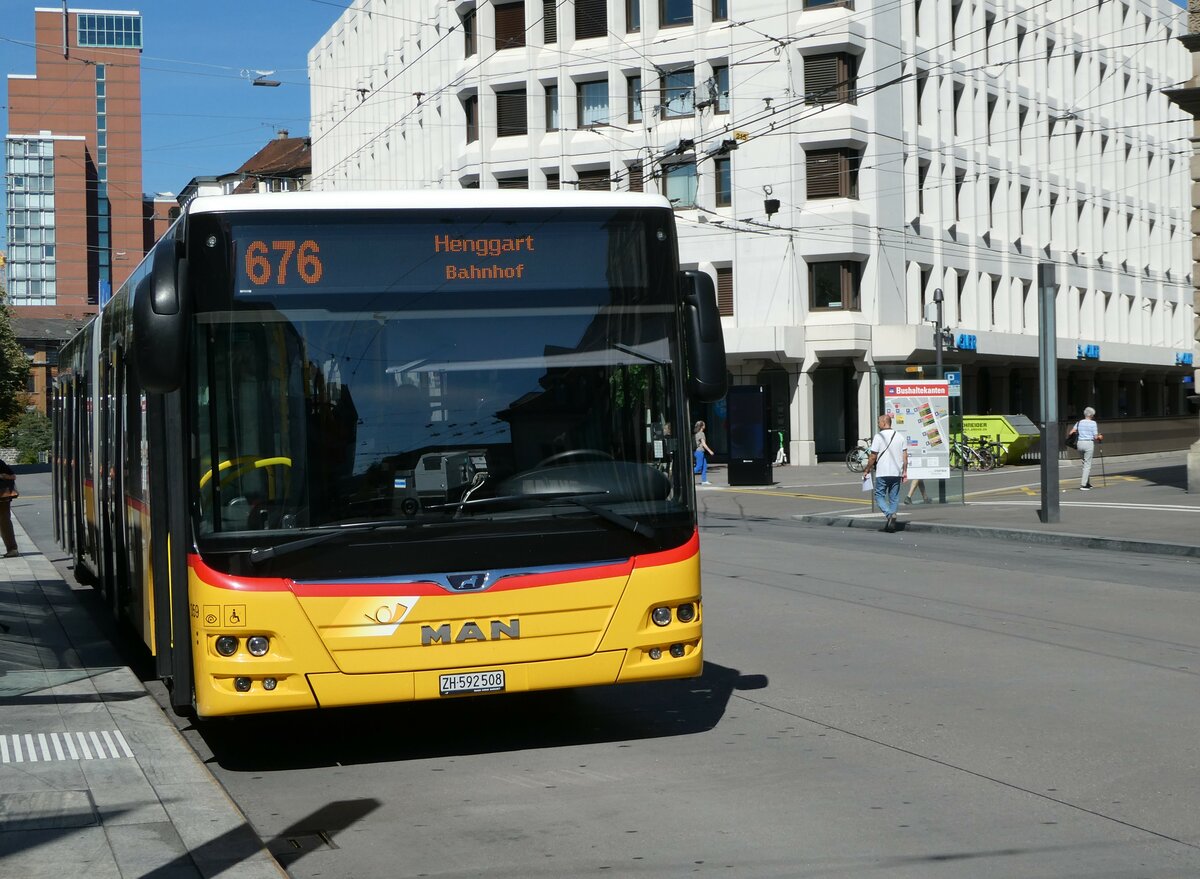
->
[845, 437, 871, 473]
[976, 434, 1006, 468]
[951, 436, 994, 471]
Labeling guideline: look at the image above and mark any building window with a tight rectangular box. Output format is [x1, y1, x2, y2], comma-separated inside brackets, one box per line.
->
[544, 0, 558, 43]
[954, 169, 966, 222]
[628, 162, 644, 192]
[806, 148, 859, 199]
[809, 261, 861, 311]
[715, 156, 731, 206]
[713, 0, 729, 21]
[577, 168, 611, 191]
[715, 266, 733, 316]
[545, 85, 560, 131]
[463, 8, 477, 57]
[664, 162, 698, 208]
[917, 160, 929, 214]
[494, 3, 526, 49]
[497, 175, 529, 189]
[802, 0, 854, 9]
[463, 94, 479, 143]
[711, 66, 730, 113]
[627, 75, 643, 122]
[627, 0, 641, 32]
[496, 89, 528, 137]
[577, 79, 609, 127]
[660, 0, 693, 27]
[661, 68, 695, 118]
[576, 0, 607, 39]
[546, 171, 560, 190]
[804, 53, 857, 105]
[77, 12, 142, 48]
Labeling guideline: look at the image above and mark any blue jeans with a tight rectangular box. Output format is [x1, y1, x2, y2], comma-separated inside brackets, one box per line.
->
[875, 476, 901, 516]
[693, 449, 708, 482]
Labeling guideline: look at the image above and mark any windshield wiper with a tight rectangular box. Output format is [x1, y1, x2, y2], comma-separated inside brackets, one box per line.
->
[430, 490, 657, 539]
[248, 518, 425, 565]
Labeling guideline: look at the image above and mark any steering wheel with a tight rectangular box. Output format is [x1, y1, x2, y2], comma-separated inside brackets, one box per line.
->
[200, 456, 293, 499]
[535, 449, 614, 468]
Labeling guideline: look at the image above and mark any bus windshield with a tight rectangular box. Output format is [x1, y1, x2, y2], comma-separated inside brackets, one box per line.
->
[190, 208, 692, 569]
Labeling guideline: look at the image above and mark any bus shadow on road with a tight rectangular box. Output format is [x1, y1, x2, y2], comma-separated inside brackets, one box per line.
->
[191, 661, 765, 772]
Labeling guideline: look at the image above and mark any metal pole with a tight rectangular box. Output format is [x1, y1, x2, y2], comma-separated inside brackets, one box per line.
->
[1037, 263, 1060, 523]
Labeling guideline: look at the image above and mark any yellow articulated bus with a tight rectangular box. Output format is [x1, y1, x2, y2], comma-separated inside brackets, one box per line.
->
[53, 191, 726, 718]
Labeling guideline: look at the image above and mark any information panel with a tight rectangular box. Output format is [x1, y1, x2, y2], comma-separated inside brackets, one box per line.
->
[884, 381, 951, 480]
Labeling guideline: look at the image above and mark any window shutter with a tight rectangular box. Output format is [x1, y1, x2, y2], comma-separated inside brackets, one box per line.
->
[546, 172, 560, 190]
[494, 3, 526, 49]
[577, 168, 610, 191]
[497, 176, 529, 189]
[806, 150, 842, 199]
[716, 266, 733, 316]
[496, 89, 528, 136]
[543, 0, 557, 43]
[804, 55, 839, 105]
[628, 163, 643, 192]
[575, 0, 607, 39]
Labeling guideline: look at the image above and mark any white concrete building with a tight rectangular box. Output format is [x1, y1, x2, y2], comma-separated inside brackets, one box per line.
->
[308, 0, 1196, 464]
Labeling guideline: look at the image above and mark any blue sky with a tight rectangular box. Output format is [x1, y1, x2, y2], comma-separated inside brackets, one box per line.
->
[0, 0, 346, 247]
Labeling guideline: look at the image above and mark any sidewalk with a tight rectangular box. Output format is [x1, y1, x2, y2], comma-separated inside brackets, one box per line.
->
[0, 512, 285, 878]
[697, 450, 1200, 557]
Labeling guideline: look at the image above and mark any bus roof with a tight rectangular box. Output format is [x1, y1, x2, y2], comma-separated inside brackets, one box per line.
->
[186, 190, 674, 215]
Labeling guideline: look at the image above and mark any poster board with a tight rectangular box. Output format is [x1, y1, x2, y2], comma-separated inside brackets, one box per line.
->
[884, 380, 951, 480]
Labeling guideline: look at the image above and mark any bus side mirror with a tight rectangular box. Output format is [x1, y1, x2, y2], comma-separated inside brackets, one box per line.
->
[133, 238, 190, 394]
[680, 270, 727, 402]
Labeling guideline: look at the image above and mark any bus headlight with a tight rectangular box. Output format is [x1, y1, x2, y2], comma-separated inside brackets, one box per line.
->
[234, 677, 252, 692]
[246, 636, 270, 657]
[215, 636, 238, 656]
[651, 607, 672, 627]
[677, 603, 696, 623]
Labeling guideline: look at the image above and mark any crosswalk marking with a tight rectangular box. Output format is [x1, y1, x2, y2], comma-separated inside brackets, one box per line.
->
[0, 731, 133, 763]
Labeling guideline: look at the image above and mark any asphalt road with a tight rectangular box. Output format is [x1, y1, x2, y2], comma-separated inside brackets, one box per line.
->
[175, 513, 1200, 878]
[16, 473, 1200, 877]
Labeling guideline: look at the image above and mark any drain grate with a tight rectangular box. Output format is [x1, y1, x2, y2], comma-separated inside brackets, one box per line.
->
[267, 830, 339, 862]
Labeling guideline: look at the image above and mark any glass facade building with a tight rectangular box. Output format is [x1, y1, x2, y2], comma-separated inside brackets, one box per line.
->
[4, 137, 57, 306]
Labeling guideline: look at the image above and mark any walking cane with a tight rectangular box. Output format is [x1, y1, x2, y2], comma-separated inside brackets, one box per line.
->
[1098, 441, 1107, 488]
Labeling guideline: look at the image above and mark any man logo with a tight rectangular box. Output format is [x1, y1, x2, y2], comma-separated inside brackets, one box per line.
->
[422, 619, 520, 645]
[447, 572, 489, 591]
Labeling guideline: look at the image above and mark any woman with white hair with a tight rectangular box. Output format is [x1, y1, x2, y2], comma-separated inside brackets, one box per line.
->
[1066, 407, 1103, 490]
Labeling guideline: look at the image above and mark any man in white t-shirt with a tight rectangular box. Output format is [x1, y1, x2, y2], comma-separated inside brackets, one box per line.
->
[866, 413, 908, 533]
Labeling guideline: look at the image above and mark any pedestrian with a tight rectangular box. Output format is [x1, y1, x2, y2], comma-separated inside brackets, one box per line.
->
[693, 420, 714, 485]
[904, 477, 929, 505]
[866, 413, 908, 532]
[1066, 407, 1103, 491]
[0, 458, 19, 557]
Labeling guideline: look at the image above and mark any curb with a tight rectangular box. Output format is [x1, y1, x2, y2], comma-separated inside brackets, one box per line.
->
[794, 514, 1200, 559]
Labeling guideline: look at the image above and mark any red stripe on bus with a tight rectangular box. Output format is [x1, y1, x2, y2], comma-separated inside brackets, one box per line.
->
[189, 530, 698, 596]
[126, 495, 148, 515]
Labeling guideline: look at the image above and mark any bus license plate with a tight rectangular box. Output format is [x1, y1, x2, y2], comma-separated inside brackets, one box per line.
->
[439, 670, 505, 696]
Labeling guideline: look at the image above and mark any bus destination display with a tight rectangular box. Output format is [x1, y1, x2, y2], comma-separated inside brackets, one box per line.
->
[234, 220, 643, 296]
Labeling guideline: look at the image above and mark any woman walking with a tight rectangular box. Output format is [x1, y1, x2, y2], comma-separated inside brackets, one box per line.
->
[693, 420, 714, 485]
[1066, 407, 1103, 490]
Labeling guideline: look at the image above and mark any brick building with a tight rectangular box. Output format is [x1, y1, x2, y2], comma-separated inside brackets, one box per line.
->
[5, 7, 145, 319]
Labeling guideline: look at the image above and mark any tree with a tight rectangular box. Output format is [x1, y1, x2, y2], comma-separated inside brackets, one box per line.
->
[0, 292, 31, 424]
[1, 410, 52, 463]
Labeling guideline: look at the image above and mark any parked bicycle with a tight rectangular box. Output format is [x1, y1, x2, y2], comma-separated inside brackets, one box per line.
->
[976, 434, 1006, 468]
[950, 436, 995, 471]
[845, 437, 871, 473]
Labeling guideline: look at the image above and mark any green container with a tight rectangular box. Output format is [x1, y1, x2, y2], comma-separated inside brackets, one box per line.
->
[960, 414, 1041, 463]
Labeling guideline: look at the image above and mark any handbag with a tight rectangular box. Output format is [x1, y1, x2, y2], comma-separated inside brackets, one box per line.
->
[1065, 427, 1078, 450]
